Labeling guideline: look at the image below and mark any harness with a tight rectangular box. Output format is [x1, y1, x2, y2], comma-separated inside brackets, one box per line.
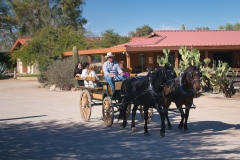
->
[147, 73, 164, 98]
[165, 68, 200, 98]
[122, 69, 174, 105]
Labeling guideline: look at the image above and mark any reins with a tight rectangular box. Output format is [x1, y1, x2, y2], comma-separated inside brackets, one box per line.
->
[122, 69, 170, 104]
[165, 67, 200, 98]
[179, 69, 195, 95]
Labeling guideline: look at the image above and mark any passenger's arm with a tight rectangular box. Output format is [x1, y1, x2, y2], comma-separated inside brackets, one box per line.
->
[117, 64, 124, 76]
[93, 71, 99, 81]
[103, 63, 110, 76]
[81, 69, 87, 79]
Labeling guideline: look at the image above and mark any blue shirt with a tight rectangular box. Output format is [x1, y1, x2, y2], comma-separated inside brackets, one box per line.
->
[103, 60, 123, 77]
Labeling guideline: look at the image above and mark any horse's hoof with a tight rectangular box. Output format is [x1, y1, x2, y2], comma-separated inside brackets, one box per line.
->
[131, 127, 137, 132]
[144, 132, 151, 136]
[160, 132, 165, 137]
[184, 128, 189, 133]
[121, 124, 126, 128]
[178, 125, 183, 130]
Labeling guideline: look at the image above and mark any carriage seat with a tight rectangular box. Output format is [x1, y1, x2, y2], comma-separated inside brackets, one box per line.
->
[75, 75, 103, 89]
[75, 75, 96, 81]
[100, 68, 137, 77]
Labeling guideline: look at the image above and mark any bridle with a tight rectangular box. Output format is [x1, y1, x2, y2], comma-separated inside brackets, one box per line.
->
[177, 68, 201, 95]
[162, 69, 177, 95]
[122, 68, 176, 104]
[144, 68, 178, 102]
[187, 69, 201, 86]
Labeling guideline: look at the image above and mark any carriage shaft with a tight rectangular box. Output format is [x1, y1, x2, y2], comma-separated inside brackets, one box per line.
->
[165, 106, 196, 111]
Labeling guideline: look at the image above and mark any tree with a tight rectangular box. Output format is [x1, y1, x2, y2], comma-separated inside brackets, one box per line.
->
[0, 0, 18, 51]
[195, 27, 210, 30]
[218, 23, 240, 30]
[56, 0, 87, 30]
[100, 29, 130, 48]
[128, 25, 153, 37]
[0, 0, 87, 51]
[11, 26, 88, 72]
[8, 0, 52, 37]
[233, 23, 240, 30]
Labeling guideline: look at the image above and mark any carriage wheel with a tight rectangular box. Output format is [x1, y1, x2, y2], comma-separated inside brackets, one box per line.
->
[139, 106, 153, 123]
[102, 97, 114, 127]
[79, 90, 92, 121]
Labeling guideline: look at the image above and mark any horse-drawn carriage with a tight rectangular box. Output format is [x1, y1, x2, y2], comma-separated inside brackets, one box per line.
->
[75, 73, 153, 127]
[76, 64, 202, 137]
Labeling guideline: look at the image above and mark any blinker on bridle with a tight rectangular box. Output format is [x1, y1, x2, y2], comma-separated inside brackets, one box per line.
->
[165, 70, 176, 87]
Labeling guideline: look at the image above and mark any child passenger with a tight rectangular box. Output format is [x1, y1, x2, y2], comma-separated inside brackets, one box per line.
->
[119, 61, 130, 78]
[84, 63, 102, 88]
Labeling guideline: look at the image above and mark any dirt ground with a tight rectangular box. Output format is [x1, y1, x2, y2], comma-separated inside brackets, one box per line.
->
[0, 79, 240, 160]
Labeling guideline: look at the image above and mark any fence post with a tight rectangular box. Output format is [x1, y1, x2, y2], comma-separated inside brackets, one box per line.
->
[14, 68, 16, 79]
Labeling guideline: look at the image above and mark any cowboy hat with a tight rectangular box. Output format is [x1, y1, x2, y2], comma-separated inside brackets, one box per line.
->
[105, 52, 115, 58]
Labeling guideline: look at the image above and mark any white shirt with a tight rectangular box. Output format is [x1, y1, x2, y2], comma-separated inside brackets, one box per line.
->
[102, 60, 123, 77]
[82, 70, 100, 88]
[81, 69, 88, 79]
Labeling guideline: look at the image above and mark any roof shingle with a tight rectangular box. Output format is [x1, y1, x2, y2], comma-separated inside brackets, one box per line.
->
[11, 37, 32, 51]
[114, 30, 240, 48]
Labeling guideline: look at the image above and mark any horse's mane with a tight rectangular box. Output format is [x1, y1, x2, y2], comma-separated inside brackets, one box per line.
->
[121, 67, 166, 104]
[121, 72, 150, 97]
[182, 65, 197, 85]
[152, 64, 173, 82]
[151, 67, 165, 88]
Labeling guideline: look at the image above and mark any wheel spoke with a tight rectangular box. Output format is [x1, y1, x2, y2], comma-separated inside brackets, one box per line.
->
[80, 90, 92, 121]
[102, 97, 113, 127]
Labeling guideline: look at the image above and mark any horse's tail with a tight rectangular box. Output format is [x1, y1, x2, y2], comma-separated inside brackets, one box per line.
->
[120, 80, 126, 98]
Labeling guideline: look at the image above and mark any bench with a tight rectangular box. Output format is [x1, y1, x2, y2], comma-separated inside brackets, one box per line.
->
[100, 68, 137, 77]
[75, 76, 103, 90]
[228, 69, 240, 88]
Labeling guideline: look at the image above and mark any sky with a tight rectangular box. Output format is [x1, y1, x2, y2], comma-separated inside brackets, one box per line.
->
[82, 0, 240, 36]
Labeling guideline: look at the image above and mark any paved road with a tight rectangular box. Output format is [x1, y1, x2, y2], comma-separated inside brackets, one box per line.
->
[0, 79, 240, 160]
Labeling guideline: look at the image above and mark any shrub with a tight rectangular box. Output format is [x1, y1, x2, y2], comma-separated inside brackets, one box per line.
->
[40, 57, 75, 90]
[0, 62, 8, 79]
[45, 58, 74, 90]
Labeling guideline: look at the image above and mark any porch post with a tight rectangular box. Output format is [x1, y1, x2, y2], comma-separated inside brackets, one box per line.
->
[88, 55, 91, 63]
[205, 50, 209, 58]
[126, 52, 131, 68]
[174, 51, 178, 69]
[101, 55, 105, 65]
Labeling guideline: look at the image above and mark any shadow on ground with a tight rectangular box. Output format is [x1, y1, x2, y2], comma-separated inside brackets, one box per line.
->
[0, 113, 239, 160]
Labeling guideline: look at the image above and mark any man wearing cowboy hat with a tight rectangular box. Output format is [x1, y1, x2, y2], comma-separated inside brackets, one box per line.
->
[103, 52, 126, 92]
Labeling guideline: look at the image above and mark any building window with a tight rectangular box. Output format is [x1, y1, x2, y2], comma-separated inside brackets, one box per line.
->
[138, 54, 145, 71]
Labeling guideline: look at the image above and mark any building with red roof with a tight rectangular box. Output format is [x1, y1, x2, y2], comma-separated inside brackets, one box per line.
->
[63, 30, 240, 72]
[11, 37, 39, 74]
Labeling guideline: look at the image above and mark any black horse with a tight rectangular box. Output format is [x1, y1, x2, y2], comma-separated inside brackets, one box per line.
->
[162, 65, 202, 131]
[120, 64, 177, 136]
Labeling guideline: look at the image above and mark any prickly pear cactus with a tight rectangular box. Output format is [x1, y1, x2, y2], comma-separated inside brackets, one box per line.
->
[157, 49, 171, 67]
[207, 60, 237, 98]
[200, 58, 212, 87]
[178, 46, 201, 73]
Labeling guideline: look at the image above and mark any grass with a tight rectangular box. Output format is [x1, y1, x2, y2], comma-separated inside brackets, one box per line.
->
[19, 74, 39, 77]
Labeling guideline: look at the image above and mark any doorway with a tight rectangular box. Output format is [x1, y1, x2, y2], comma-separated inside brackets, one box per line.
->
[138, 54, 145, 71]
[213, 52, 232, 67]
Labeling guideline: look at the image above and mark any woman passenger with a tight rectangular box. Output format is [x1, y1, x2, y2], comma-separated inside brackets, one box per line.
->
[74, 62, 84, 86]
